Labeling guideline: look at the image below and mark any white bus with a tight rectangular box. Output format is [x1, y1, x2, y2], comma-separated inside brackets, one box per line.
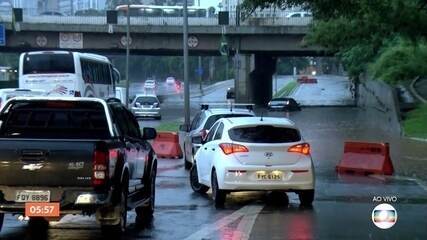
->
[19, 51, 120, 98]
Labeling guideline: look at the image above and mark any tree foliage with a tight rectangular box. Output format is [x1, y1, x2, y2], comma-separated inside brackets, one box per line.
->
[243, 0, 427, 83]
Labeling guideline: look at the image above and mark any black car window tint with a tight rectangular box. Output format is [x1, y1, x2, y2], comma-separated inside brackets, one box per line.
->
[214, 123, 224, 140]
[206, 122, 220, 142]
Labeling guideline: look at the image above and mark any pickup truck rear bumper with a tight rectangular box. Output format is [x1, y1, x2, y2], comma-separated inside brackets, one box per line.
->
[0, 186, 112, 215]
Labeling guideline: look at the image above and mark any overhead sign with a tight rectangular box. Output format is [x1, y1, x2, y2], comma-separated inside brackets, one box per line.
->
[36, 35, 47, 47]
[59, 32, 83, 49]
[195, 67, 203, 76]
[188, 35, 199, 48]
[0, 24, 5, 46]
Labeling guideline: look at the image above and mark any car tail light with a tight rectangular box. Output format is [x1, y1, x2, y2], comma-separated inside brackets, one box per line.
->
[287, 143, 310, 155]
[93, 150, 109, 187]
[219, 143, 249, 155]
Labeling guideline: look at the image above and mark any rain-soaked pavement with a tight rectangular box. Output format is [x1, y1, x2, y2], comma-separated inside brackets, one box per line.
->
[1, 76, 426, 239]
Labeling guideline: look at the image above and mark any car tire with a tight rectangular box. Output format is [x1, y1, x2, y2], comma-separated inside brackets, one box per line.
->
[211, 170, 226, 208]
[101, 181, 128, 235]
[184, 144, 192, 170]
[28, 217, 49, 231]
[298, 189, 315, 206]
[136, 168, 156, 224]
[190, 165, 209, 194]
[0, 213, 3, 232]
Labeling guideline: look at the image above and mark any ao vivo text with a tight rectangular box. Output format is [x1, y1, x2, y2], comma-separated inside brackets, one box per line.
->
[372, 196, 398, 203]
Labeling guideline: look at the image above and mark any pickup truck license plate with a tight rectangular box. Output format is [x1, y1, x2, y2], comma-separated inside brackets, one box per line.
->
[256, 171, 283, 181]
[15, 190, 50, 203]
[25, 202, 60, 217]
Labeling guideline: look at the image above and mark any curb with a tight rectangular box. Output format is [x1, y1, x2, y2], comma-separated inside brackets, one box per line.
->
[405, 137, 427, 142]
[409, 76, 427, 104]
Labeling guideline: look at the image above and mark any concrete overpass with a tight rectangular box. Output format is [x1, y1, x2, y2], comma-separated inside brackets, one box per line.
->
[1, 23, 321, 56]
[0, 16, 328, 105]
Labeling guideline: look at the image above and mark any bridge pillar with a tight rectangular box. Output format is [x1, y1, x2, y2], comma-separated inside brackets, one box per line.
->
[235, 54, 276, 106]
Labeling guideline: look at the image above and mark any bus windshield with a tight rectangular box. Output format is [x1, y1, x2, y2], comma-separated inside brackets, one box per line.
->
[23, 54, 75, 74]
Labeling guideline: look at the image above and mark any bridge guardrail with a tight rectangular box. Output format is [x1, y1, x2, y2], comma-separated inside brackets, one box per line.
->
[0, 10, 312, 27]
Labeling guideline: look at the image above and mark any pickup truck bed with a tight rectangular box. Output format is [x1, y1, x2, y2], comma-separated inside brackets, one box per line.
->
[0, 97, 157, 234]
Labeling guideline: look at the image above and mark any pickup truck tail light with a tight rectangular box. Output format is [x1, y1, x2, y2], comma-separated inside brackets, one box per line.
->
[93, 150, 109, 187]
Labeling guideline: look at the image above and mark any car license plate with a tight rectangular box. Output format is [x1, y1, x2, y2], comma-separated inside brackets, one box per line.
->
[256, 171, 283, 181]
[15, 190, 50, 203]
[25, 202, 60, 217]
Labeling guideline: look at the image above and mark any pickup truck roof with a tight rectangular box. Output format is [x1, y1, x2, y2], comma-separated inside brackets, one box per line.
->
[0, 97, 115, 138]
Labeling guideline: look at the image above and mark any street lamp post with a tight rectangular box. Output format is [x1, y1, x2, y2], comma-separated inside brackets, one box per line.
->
[183, 0, 190, 126]
[125, 3, 131, 106]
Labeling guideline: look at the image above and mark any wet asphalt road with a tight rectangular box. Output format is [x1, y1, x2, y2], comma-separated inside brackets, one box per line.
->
[1, 76, 427, 239]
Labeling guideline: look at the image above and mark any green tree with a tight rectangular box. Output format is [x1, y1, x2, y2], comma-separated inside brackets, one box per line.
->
[242, 0, 427, 83]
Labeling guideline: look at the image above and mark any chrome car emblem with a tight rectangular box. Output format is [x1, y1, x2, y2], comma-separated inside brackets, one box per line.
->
[264, 152, 273, 158]
[22, 163, 44, 171]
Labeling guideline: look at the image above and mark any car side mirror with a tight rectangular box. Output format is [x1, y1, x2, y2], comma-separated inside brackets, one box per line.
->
[135, 102, 141, 108]
[179, 124, 190, 132]
[141, 127, 157, 140]
[200, 129, 208, 143]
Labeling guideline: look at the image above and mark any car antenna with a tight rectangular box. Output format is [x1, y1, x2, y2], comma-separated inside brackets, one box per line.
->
[260, 111, 264, 121]
[230, 103, 233, 112]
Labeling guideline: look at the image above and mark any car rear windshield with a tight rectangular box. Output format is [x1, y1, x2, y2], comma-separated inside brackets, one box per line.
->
[23, 53, 75, 74]
[0, 101, 110, 139]
[204, 114, 252, 130]
[228, 125, 301, 143]
[135, 96, 158, 105]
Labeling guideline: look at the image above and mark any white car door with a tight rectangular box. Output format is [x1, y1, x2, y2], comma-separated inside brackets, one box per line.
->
[197, 122, 220, 183]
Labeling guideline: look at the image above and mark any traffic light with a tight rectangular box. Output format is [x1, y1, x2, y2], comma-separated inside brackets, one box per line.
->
[219, 35, 229, 56]
[219, 42, 229, 56]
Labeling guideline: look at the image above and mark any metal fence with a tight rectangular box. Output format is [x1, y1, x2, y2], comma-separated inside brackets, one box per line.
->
[0, 8, 312, 27]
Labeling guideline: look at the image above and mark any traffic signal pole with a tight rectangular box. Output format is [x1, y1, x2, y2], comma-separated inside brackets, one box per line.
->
[183, 0, 190, 126]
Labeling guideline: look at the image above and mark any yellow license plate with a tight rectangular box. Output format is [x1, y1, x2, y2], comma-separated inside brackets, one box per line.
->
[256, 171, 283, 180]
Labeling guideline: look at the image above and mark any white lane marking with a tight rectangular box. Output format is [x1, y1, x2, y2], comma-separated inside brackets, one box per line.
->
[183, 205, 264, 240]
[233, 205, 264, 240]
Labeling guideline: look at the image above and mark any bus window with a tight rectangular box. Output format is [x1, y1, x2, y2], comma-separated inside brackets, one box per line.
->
[23, 54, 74, 74]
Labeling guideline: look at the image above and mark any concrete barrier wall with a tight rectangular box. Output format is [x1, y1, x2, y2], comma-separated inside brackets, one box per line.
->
[357, 79, 401, 136]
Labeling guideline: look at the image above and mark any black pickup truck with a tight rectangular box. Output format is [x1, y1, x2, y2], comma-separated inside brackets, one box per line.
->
[0, 97, 157, 234]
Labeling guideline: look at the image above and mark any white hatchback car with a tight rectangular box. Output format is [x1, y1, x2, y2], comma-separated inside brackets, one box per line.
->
[190, 117, 315, 207]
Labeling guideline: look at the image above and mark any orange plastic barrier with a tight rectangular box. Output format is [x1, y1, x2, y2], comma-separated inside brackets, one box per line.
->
[152, 131, 183, 159]
[336, 142, 394, 175]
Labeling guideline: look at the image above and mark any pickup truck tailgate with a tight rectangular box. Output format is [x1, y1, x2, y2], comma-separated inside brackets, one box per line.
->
[0, 140, 95, 187]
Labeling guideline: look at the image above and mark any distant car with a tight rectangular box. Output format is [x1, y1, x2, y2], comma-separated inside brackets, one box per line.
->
[285, 11, 312, 18]
[180, 104, 255, 170]
[144, 79, 156, 89]
[0, 88, 45, 110]
[226, 87, 235, 99]
[268, 97, 301, 111]
[131, 94, 161, 120]
[190, 117, 315, 208]
[166, 77, 176, 85]
[40, 11, 64, 16]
